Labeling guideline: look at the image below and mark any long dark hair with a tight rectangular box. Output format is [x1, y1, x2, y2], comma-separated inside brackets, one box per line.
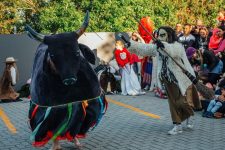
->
[157, 26, 177, 43]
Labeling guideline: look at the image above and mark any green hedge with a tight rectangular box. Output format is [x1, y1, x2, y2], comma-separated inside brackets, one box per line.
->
[0, 0, 224, 33]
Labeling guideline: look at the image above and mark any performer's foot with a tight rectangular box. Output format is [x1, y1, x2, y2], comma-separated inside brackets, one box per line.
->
[50, 140, 62, 150]
[74, 138, 83, 149]
[186, 116, 195, 129]
[129, 92, 138, 96]
[168, 124, 183, 135]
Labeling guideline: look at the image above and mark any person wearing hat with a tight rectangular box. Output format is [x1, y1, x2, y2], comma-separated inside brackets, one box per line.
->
[0, 57, 19, 101]
[186, 47, 197, 60]
[186, 47, 202, 73]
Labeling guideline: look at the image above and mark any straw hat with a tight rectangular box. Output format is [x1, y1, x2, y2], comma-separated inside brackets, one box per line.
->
[4, 57, 17, 63]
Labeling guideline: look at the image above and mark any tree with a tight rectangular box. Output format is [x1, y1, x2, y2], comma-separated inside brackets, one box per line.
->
[0, 0, 224, 34]
[0, 0, 41, 34]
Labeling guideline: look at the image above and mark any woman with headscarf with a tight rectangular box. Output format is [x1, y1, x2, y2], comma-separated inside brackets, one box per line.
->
[208, 28, 223, 51]
[0, 57, 19, 101]
[213, 26, 225, 72]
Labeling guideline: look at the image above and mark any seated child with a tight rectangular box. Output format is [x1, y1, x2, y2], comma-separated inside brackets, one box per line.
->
[202, 86, 225, 118]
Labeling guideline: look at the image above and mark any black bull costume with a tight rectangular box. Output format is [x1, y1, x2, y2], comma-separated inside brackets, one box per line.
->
[26, 11, 107, 147]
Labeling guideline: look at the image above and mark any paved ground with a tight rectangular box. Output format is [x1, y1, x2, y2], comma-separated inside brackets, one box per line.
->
[0, 92, 225, 150]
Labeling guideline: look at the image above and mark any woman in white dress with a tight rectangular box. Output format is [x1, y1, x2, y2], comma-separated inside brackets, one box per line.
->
[114, 40, 145, 96]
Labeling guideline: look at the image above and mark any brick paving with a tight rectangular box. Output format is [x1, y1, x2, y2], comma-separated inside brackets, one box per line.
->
[0, 92, 225, 150]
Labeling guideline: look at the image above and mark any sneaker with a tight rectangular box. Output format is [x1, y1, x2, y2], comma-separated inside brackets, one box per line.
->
[129, 91, 138, 96]
[130, 93, 138, 96]
[186, 116, 195, 129]
[168, 124, 183, 135]
[202, 111, 209, 117]
[206, 112, 214, 118]
[121, 93, 127, 96]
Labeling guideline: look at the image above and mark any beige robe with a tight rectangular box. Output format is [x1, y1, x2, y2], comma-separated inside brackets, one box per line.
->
[0, 67, 19, 100]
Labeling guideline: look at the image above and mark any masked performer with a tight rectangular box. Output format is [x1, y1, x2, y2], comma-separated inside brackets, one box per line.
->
[124, 26, 201, 135]
[0, 57, 19, 101]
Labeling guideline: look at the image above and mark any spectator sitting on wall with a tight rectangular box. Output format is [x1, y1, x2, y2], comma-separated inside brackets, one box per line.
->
[186, 47, 201, 74]
[201, 48, 223, 86]
[202, 85, 225, 118]
[175, 23, 183, 38]
[191, 19, 204, 39]
[178, 24, 196, 50]
[208, 28, 223, 51]
[196, 27, 210, 52]
[213, 25, 225, 55]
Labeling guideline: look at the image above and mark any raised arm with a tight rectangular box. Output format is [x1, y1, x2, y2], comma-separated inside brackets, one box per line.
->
[128, 40, 157, 57]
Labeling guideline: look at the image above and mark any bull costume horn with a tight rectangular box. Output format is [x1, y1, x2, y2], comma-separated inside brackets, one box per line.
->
[76, 10, 90, 37]
[25, 25, 45, 42]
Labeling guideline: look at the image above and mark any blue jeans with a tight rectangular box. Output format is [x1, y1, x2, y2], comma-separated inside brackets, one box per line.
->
[211, 60, 223, 74]
[207, 99, 223, 113]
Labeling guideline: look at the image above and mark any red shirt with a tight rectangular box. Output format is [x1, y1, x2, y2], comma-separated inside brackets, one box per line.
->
[130, 53, 142, 64]
[114, 48, 131, 67]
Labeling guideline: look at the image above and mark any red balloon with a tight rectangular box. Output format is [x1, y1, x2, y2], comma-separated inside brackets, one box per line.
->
[138, 17, 154, 43]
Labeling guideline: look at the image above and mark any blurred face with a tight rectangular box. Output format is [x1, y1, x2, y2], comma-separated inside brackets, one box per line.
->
[131, 34, 138, 41]
[115, 41, 124, 50]
[193, 52, 198, 58]
[221, 88, 225, 95]
[199, 29, 207, 38]
[184, 25, 191, 35]
[157, 29, 168, 42]
[194, 27, 199, 34]
[175, 24, 182, 32]
[216, 29, 224, 37]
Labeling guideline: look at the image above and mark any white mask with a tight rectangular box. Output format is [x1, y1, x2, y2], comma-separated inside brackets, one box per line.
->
[157, 29, 168, 42]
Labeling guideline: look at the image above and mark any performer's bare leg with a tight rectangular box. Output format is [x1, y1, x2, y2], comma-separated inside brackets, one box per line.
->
[74, 137, 83, 148]
[50, 140, 62, 150]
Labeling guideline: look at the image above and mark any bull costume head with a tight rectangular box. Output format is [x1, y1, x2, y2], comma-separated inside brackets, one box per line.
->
[26, 11, 101, 106]
[26, 11, 92, 86]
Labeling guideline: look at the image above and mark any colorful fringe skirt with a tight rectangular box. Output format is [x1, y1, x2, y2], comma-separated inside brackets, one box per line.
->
[28, 93, 107, 147]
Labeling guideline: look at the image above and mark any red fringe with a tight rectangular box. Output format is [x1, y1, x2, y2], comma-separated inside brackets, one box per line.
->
[32, 96, 107, 147]
[30, 105, 38, 120]
[32, 131, 78, 147]
[76, 134, 86, 139]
